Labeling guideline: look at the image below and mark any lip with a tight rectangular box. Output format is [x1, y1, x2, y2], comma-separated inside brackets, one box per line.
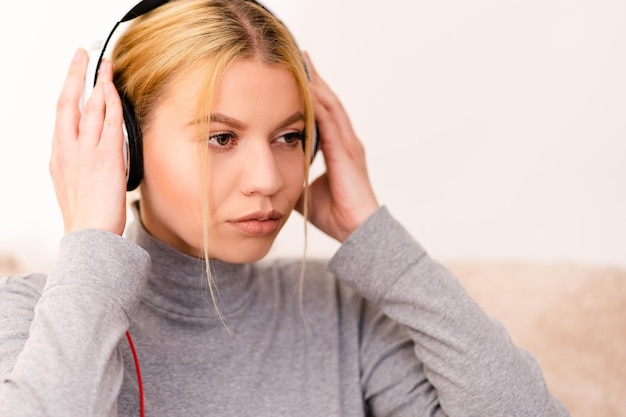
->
[228, 210, 284, 237]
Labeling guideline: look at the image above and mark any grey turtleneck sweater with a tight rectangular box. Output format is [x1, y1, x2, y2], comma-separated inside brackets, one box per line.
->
[0, 206, 569, 416]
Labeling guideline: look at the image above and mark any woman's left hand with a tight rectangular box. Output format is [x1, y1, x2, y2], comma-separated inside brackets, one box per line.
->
[297, 53, 379, 242]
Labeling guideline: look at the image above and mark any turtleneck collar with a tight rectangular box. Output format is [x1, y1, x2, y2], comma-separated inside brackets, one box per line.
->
[124, 202, 254, 321]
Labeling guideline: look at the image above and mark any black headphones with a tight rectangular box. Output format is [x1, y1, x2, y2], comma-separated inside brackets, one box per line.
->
[82, 0, 318, 191]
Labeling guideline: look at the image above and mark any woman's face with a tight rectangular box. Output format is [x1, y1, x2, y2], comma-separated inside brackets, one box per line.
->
[138, 59, 307, 262]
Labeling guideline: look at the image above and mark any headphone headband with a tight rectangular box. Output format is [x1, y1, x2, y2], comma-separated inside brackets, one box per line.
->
[121, 0, 170, 22]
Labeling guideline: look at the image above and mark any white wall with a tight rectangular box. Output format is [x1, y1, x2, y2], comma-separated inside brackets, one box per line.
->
[1, 0, 624, 271]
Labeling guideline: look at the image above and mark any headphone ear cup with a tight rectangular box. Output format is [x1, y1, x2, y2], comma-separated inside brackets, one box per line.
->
[299, 53, 319, 162]
[118, 92, 144, 191]
[311, 123, 319, 161]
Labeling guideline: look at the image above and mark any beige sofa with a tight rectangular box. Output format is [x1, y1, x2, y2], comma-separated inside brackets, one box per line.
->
[447, 261, 626, 416]
[2, 255, 624, 415]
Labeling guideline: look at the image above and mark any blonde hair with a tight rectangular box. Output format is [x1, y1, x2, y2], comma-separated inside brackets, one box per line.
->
[112, 0, 314, 319]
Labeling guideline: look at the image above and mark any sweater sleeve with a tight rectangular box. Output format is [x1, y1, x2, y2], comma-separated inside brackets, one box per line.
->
[328, 206, 570, 417]
[0, 229, 150, 417]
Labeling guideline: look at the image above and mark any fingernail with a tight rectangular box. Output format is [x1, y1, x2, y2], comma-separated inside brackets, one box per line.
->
[73, 49, 84, 62]
[98, 60, 110, 74]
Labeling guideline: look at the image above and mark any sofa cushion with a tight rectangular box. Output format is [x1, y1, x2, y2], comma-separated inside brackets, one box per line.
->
[448, 261, 626, 417]
[0, 255, 20, 277]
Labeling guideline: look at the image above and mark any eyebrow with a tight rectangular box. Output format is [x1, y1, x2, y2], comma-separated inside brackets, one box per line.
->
[274, 111, 306, 129]
[209, 113, 246, 129]
[192, 111, 305, 130]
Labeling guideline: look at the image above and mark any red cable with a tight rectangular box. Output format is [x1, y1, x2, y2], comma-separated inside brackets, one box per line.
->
[125, 331, 145, 417]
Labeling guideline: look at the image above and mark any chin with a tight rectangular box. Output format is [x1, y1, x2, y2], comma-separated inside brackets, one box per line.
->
[209, 238, 275, 264]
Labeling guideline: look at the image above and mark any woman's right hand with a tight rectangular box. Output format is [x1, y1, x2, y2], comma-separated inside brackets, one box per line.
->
[49, 49, 127, 235]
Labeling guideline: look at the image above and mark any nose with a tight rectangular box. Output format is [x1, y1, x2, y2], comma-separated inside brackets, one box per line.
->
[239, 141, 284, 196]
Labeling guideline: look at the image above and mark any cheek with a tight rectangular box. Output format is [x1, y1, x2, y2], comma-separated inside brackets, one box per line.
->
[203, 156, 239, 213]
[151, 162, 199, 207]
[283, 159, 307, 199]
[143, 143, 204, 237]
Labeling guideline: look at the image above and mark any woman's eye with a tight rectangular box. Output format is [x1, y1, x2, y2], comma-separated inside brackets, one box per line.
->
[208, 133, 236, 147]
[277, 132, 305, 146]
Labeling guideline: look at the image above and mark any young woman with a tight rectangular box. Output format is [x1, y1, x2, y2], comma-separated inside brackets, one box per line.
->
[0, 0, 569, 416]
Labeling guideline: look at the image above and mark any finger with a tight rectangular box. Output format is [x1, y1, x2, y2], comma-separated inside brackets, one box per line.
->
[78, 60, 112, 147]
[311, 96, 348, 165]
[310, 80, 353, 135]
[303, 52, 338, 103]
[303, 52, 339, 116]
[304, 59, 358, 146]
[303, 51, 323, 85]
[99, 80, 125, 156]
[53, 49, 88, 146]
[303, 51, 333, 107]
[310, 82, 361, 154]
[95, 58, 114, 85]
[304, 53, 366, 164]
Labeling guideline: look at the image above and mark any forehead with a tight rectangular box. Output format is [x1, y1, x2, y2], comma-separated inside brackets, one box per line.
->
[218, 60, 301, 107]
[163, 59, 303, 118]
